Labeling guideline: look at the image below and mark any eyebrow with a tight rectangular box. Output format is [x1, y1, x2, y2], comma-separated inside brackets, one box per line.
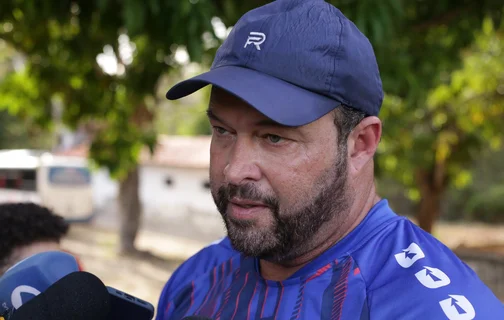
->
[206, 108, 220, 122]
[206, 108, 297, 129]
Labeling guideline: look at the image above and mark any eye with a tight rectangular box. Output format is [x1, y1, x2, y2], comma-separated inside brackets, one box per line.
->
[265, 134, 283, 144]
[213, 126, 229, 135]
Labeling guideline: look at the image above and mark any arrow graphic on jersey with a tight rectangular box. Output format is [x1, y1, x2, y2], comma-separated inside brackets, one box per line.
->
[394, 243, 425, 268]
[439, 295, 475, 320]
[415, 266, 451, 289]
[405, 252, 416, 259]
[426, 269, 440, 281]
[452, 299, 467, 315]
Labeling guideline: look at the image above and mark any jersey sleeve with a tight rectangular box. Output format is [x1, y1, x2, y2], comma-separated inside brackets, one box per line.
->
[155, 237, 237, 320]
[364, 219, 504, 320]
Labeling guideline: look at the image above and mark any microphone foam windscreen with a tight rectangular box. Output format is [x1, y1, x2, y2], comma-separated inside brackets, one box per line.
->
[13, 271, 110, 320]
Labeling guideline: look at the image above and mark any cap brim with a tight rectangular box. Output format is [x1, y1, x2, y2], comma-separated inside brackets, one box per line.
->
[166, 66, 340, 126]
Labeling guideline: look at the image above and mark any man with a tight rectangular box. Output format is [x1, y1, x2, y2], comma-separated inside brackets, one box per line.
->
[157, 0, 504, 319]
[0, 202, 82, 275]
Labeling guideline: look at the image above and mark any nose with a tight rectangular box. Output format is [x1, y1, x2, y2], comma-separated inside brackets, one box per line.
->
[223, 138, 262, 185]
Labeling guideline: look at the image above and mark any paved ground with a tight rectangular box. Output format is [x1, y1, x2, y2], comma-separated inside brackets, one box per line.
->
[60, 211, 504, 317]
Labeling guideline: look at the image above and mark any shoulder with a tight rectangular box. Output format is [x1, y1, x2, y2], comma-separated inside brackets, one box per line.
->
[352, 218, 504, 319]
[156, 237, 238, 317]
[353, 217, 476, 288]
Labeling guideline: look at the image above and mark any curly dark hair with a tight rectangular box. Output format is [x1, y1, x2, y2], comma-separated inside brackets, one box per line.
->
[0, 202, 69, 272]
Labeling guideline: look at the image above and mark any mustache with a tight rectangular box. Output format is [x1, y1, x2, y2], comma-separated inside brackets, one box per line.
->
[217, 183, 278, 208]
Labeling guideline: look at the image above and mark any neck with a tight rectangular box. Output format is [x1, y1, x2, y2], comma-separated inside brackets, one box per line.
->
[11, 241, 61, 263]
[259, 184, 380, 281]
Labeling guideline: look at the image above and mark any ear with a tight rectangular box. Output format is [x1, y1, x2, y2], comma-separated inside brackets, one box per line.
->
[347, 116, 382, 173]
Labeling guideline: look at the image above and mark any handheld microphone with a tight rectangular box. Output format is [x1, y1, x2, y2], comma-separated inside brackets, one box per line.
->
[0, 251, 80, 314]
[10, 271, 110, 320]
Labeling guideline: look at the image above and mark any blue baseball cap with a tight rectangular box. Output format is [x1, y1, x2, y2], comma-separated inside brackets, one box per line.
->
[166, 0, 383, 126]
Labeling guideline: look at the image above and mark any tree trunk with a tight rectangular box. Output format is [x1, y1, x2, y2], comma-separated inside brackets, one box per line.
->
[416, 182, 442, 233]
[118, 165, 141, 254]
[415, 164, 446, 234]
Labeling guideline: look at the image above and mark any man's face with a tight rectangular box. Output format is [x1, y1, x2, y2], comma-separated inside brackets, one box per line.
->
[208, 89, 351, 262]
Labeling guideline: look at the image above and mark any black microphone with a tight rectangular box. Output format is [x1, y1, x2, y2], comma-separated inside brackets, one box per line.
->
[10, 271, 110, 320]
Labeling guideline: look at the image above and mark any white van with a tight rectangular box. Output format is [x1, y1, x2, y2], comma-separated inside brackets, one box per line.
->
[0, 149, 94, 222]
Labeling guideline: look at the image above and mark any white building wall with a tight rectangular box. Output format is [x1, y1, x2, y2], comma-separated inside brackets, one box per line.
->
[90, 164, 225, 241]
[91, 165, 218, 218]
[139, 166, 217, 218]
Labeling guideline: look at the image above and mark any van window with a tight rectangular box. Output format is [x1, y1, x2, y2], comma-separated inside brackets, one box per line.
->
[47, 167, 91, 186]
[0, 169, 37, 191]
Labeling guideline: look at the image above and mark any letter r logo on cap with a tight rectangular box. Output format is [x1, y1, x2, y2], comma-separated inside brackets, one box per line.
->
[244, 32, 266, 50]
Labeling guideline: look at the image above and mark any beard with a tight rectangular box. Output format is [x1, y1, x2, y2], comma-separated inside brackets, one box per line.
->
[211, 151, 350, 263]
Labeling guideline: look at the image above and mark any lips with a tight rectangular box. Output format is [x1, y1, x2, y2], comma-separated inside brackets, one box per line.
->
[229, 198, 268, 208]
[228, 198, 270, 220]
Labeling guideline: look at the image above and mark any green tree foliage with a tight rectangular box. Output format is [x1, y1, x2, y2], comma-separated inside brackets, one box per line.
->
[0, 41, 53, 149]
[0, 110, 54, 150]
[157, 85, 212, 136]
[0, 0, 219, 177]
[0, 0, 220, 254]
[377, 17, 504, 232]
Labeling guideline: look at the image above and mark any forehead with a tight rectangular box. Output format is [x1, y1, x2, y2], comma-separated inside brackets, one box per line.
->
[210, 86, 242, 105]
[210, 87, 258, 112]
[209, 87, 283, 125]
[208, 87, 339, 145]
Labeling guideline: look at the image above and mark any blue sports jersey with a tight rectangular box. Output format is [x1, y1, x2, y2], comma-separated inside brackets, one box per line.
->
[157, 200, 504, 319]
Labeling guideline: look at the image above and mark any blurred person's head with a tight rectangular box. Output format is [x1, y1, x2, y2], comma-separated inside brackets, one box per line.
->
[0, 202, 70, 275]
[166, 0, 382, 264]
